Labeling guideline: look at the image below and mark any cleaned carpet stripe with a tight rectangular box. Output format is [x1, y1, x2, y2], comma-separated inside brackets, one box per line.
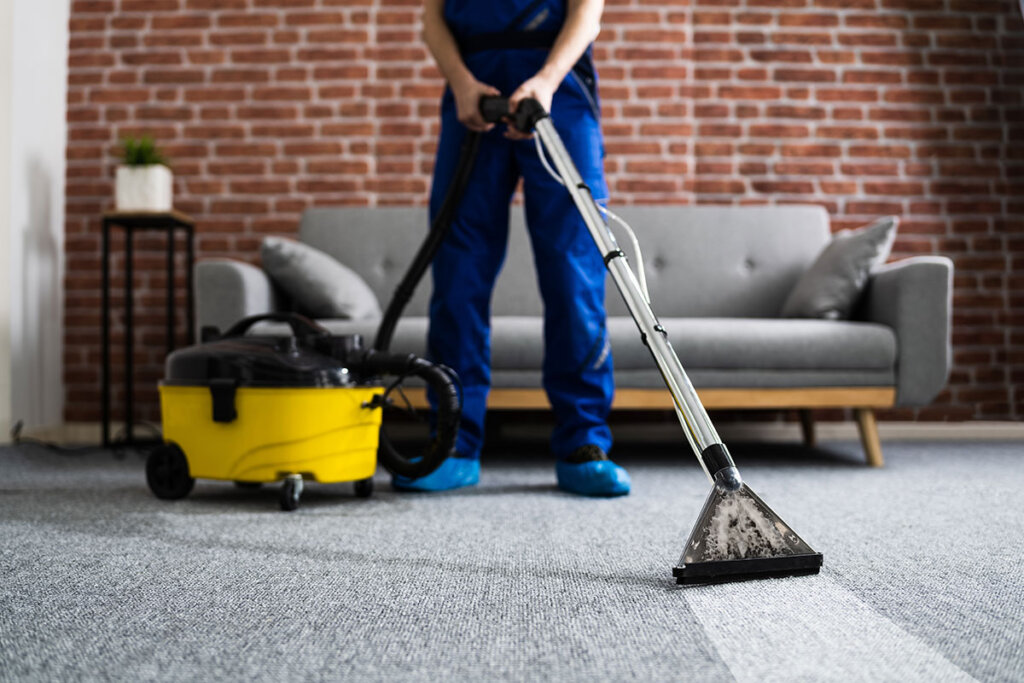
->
[685, 574, 976, 682]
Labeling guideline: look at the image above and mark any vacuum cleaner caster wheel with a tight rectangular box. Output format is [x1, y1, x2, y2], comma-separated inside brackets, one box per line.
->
[354, 477, 374, 498]
[146, 443, 195, 500]
[280, 475, 303, 511]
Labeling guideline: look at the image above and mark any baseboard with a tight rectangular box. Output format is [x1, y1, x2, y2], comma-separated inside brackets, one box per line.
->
[6, 419, 1024, 447]
[493, 421, 1024, 443]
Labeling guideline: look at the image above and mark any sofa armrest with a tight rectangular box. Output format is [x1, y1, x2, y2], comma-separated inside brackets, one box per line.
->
[859, 256, 953, 406]
[194, 258, 279, 339]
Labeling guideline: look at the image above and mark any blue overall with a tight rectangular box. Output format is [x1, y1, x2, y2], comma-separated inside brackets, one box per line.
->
[427, 0, 614, 461]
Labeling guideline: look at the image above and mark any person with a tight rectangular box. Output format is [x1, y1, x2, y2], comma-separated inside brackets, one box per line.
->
[392, 0, 630, 497]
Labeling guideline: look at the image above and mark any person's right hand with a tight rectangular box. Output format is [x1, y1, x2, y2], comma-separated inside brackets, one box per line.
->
[451, 76, 501, 132]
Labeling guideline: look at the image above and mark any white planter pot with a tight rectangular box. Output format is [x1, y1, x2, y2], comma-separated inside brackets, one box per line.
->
[115, 165, 173, 212]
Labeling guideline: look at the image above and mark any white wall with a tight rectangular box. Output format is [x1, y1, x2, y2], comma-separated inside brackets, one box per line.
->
[0, 0, 69, 438]
[0, 0, 12, 440]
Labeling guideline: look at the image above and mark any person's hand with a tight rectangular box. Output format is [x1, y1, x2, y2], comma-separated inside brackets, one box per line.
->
[505, 73, 558, 140]
[451, 76, 501, 132]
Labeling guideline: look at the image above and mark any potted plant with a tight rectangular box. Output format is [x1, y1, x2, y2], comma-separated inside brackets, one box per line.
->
[115, 136, 173, 212]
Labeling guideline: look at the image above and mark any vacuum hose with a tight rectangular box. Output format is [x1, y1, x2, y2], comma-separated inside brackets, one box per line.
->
[368, 96, 546, 478]
[369, 103, 495, 479]
[374, 95, 539, 352]
[352, 350, 461, 480]
[374, 131, 481, 352]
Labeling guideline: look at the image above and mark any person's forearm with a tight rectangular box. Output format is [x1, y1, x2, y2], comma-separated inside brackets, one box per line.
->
[421, 0, 474, 89]
[537, 0, 603, 85]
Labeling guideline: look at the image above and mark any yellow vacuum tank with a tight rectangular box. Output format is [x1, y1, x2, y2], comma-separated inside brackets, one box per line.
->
[150, 314, 383, 510]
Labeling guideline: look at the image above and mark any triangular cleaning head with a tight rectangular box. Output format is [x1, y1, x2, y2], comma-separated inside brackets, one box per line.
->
[673, 484, 822, 584]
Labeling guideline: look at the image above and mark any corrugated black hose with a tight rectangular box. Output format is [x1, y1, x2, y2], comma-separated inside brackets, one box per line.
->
[368, 128, 483, 479]
[352, 350, 461, 480]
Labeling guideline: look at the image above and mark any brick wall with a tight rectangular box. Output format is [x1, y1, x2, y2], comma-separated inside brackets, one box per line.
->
[64, 0, 1023, 424]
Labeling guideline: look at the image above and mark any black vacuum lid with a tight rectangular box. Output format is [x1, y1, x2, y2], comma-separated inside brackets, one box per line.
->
[163, 314, 359, 388]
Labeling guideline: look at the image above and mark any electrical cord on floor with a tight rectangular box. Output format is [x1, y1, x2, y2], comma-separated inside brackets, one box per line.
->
[9, 419, 162, 457]
[10, 420, 108, 455]
[532, 135, 652, 303]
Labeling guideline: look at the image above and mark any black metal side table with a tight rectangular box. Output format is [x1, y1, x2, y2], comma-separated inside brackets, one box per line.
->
[101, 210, 195, 447]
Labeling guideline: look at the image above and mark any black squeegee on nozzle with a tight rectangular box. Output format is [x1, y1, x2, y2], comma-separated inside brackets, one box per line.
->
[481, 95, 823, 585]
[672, 445, 822, 584]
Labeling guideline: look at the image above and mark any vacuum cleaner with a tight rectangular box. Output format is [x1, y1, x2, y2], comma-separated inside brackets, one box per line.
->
[469, 96, 823, 584]
[149, 313, 460, 511]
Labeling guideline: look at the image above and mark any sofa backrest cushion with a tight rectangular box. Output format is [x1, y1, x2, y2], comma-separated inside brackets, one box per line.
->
[298, 204, 831, 318]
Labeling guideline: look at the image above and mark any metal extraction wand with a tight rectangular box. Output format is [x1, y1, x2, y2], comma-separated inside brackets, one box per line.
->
[481, 96, 822, 583]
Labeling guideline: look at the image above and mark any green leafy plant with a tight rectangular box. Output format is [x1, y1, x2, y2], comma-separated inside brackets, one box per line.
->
[120, 136, 169, 167]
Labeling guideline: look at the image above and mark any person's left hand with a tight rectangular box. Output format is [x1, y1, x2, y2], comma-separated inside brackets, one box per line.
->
[505, 72, 558, 140]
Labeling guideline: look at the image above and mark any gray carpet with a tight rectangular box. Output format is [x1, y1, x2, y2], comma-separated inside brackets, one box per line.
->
[1, 439, 1022, 682]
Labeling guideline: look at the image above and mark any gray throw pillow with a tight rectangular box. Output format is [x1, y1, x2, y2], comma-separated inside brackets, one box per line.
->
[260, 236, 381, 320]
[781, 216, 898, 320]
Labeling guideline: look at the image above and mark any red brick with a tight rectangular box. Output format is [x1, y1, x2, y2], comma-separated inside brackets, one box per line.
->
[152, 15, 211, 30]
[766, 105, 826, 119]
[750, 124, 811, 138]
[817, 125, 879, 140]
[144, 33, 204, 47]
[772, 32, 834, 46]
[840, 162, 899, 175]
[775, 68, 836, 82]
[218, 13, 279, 28]
[143, 69, 205, 84]
[752, 180, 816, 194]
[188, 50, 227, 65]
[210, 32, 269, 47]
[750, 49, 814, 63]
[779, 13, 838, 27]
[718, 85, 782, 99]
[183, 125, 246, 139]
[284, 12, 345, 26]
[188, 0, 248, 9]
[863, 181, 925, 195]
[121, 52, 183, 66]
[780, 144, 842, 157]
[211, 69, 271, 83]
[307, 160, 372, 174]
[185, 88, 246, 102]
[775, 161, 836, 175]
[121, 0, 180, 11]
[229, 179, 292, 194]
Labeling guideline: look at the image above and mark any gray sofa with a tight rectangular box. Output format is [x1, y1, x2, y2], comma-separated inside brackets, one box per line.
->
[196, 205, 953, 465]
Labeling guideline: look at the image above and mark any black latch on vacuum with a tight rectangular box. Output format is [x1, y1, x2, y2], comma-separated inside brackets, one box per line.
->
[209, 378, 238, 423]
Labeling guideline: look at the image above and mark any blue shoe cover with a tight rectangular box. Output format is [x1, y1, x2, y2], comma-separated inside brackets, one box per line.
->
[556, 460, 631, 497]
[391, 457, 480, 492]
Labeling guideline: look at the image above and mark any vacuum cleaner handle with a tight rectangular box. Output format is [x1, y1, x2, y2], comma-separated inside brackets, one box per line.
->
[478, 95, 548, 134]
[221, 312, 330, 344]
[479, 95, 510, 124]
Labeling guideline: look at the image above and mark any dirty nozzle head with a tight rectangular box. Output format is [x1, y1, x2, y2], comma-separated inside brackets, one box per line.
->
[673, 483, 823, 584]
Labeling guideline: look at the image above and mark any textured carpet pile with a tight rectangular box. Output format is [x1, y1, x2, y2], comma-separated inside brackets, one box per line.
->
[1, 440, 1022, 681]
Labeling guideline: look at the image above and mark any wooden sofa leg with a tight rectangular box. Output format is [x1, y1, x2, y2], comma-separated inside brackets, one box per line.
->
[855, 408, 884, 467]
[798, 409, 816, 448]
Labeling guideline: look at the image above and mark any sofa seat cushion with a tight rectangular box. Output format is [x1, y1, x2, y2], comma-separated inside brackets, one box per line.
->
[257, 316, 896, 375]
[609, 317, 896, 371]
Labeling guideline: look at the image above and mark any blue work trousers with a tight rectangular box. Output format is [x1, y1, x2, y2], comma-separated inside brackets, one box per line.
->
[427, 51, 614, 460]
